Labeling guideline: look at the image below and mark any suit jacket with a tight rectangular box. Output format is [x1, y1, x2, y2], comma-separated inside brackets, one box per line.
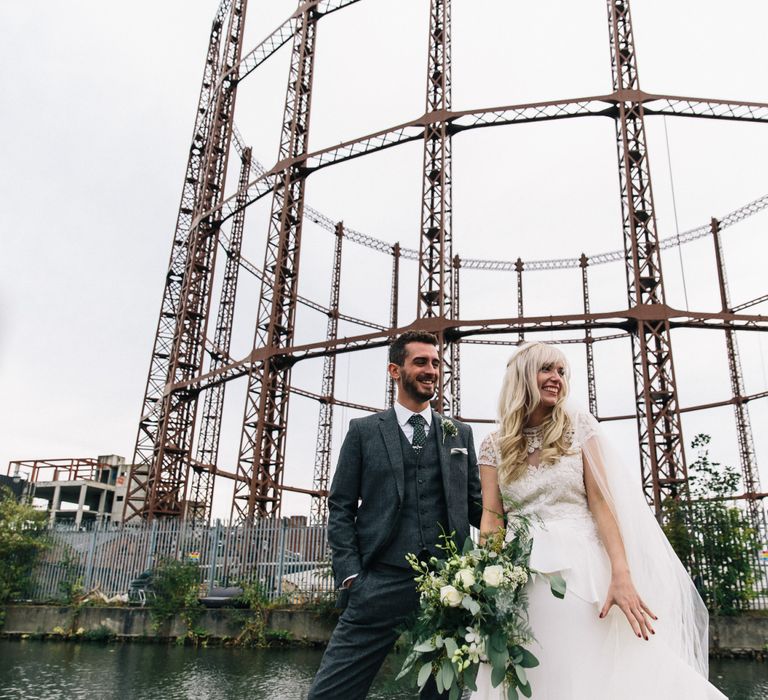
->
[327, 407, 483, 589]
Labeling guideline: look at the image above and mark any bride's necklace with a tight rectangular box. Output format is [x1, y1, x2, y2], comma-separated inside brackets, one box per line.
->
[522, 425, 543, 454]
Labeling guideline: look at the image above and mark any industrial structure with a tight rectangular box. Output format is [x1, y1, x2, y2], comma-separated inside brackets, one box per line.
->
[6, 456, 130, 527]
[119, 0, 768, 532]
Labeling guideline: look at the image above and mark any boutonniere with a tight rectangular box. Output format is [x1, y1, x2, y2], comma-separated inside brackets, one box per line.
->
[440, 418, 458, 444]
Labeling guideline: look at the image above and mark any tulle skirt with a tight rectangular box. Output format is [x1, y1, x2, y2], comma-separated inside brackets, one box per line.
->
[471, 518, 727, 700]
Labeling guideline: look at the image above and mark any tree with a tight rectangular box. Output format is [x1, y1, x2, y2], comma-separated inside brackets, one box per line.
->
[663, 435, 761, 615]
[0, 487, 49, 603]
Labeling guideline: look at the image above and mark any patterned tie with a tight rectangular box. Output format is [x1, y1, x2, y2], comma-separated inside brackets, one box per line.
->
[408, 414, 427, 451]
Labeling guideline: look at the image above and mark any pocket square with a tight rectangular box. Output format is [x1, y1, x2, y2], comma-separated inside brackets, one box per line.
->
[450, 447, 468, 455]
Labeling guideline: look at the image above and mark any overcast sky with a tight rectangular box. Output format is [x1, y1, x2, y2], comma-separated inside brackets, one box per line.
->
[1, 0, 767, 519]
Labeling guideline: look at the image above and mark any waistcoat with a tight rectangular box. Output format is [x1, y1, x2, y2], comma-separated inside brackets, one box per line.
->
[377, 420, 449, 568]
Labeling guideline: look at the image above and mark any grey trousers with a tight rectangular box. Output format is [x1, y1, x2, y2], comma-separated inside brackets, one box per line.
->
[307, 564, 447, 700]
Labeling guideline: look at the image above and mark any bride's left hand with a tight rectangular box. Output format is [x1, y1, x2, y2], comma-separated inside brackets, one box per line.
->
[599, 570, 657, 640]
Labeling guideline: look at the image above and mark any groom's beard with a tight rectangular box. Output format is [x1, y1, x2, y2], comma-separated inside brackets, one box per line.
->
[401, 370, 437, 403]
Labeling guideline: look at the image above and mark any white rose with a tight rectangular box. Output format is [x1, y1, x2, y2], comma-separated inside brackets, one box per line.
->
[482, 564, 504, 587]
[440, 585, 463, 607]
[455, 568, 476, 589]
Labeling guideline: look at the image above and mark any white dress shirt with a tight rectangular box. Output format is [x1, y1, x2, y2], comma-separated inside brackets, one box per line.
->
[393, 401, 432, 442]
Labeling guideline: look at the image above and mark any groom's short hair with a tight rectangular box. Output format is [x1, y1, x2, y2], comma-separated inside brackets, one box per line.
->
[389, 331, 439, 366]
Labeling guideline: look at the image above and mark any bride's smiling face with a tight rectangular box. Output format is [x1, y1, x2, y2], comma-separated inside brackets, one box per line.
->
[536, 361, 566, 409]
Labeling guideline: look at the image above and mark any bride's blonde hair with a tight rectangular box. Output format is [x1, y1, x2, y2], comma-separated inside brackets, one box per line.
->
[497, 342, 574, 484]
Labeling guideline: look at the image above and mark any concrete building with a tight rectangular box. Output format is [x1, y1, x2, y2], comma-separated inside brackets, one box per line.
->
[6, 456, 138, 527]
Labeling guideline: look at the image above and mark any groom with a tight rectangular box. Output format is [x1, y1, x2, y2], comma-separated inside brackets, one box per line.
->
[308, 330, 483, 699]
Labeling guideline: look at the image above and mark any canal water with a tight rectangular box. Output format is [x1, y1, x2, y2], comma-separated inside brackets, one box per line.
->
[0, 640, 762, 699]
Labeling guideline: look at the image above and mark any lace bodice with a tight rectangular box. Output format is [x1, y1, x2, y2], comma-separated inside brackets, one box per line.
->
[478, 410, 600, 523]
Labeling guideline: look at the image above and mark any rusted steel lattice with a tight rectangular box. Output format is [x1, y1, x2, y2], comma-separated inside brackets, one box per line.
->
[124, 0, 247, 521]
[607, 0, 689, 511]
[126, 0, 768, 530]
[232, 3, 319, 522]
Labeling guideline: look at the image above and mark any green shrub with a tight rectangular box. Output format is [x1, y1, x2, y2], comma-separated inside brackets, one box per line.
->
[57, 546, 85, 604]
[663, 434, 761, 615]
[83, 624, 114, 642]
[149, 558, 203, 630]
[0, 487, 49, 603]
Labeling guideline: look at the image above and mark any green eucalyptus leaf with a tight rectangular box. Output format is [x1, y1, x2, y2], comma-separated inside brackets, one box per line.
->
[489, 630, 507, 652]
[464, 661, 479, 691]
[444, 637, 458, 657]
[518, 647, 540, 668]
[463, 536, 474, 554]
[417, 661, 433, 690]
[449, 684, 460, 700]
[441, 657, 454, 690]
[396, 650, 418, 679]
[519, 680, 533, 698]
[491, 661, 507, 688]
[487, 647, 503, 672]
[548, 573, 566, 599]
[507, 683, 520, 700]
[415, 639, 436, 652]
[515, 665, 528, 685]
[436, 665, 445, 694]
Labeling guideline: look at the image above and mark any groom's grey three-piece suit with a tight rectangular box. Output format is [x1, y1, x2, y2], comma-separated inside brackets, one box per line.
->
[308, 406, 483, 699]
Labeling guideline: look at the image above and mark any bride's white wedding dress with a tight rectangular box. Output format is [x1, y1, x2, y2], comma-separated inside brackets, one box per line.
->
[471, 409, 726, 700]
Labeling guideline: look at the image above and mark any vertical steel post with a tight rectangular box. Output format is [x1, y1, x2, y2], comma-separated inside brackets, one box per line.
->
[125, 0, 248, 521]
[711, 218, 765, 537]
[207, 519, 222, 594]
[417, 0, 455, 415]
[580, 254, 598, 416]
[607, 0, 688, 517]
[386, 242, 401, 409]
[451, 255, 462, 416]
[515, 258, 524, 345]
[276, 519, 287, 598]
[190, 147, 254, 523]
[125, 2, 231, 522]
[146, 519, 159, 571]
[232, 2, 319, 522]
[84, 528, 98, 591]
[310, 223, 344, 525]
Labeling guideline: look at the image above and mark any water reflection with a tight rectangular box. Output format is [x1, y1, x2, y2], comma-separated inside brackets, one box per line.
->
[0, 640, 760, 699]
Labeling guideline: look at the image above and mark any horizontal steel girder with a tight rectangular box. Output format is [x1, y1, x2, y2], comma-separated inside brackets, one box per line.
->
[165, 305, 768, 397]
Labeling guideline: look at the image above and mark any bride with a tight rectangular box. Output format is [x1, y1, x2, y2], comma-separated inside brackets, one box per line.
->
[472, 342, 726, 699]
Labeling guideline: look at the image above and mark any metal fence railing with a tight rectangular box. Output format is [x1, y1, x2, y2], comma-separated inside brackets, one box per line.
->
[26, 505, 768, 614]
[28, 520, 333, 604]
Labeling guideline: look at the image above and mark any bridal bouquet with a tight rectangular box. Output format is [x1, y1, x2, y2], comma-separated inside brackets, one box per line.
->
[397, 519, 565, 700]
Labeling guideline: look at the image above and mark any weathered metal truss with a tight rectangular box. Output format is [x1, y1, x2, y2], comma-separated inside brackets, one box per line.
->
[188, 148, 253, 522]
[128, 0, 768, 531]
[711, 218, 765, 532]
[231, 2, 318, 522]
[417, 0, 457, 415]
[124, 0, 247, 521]
[607, 0, 688, 514]
[310, 223, 344, 525]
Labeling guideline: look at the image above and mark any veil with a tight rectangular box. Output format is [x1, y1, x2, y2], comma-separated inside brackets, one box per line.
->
[569, 403, 710, 677]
